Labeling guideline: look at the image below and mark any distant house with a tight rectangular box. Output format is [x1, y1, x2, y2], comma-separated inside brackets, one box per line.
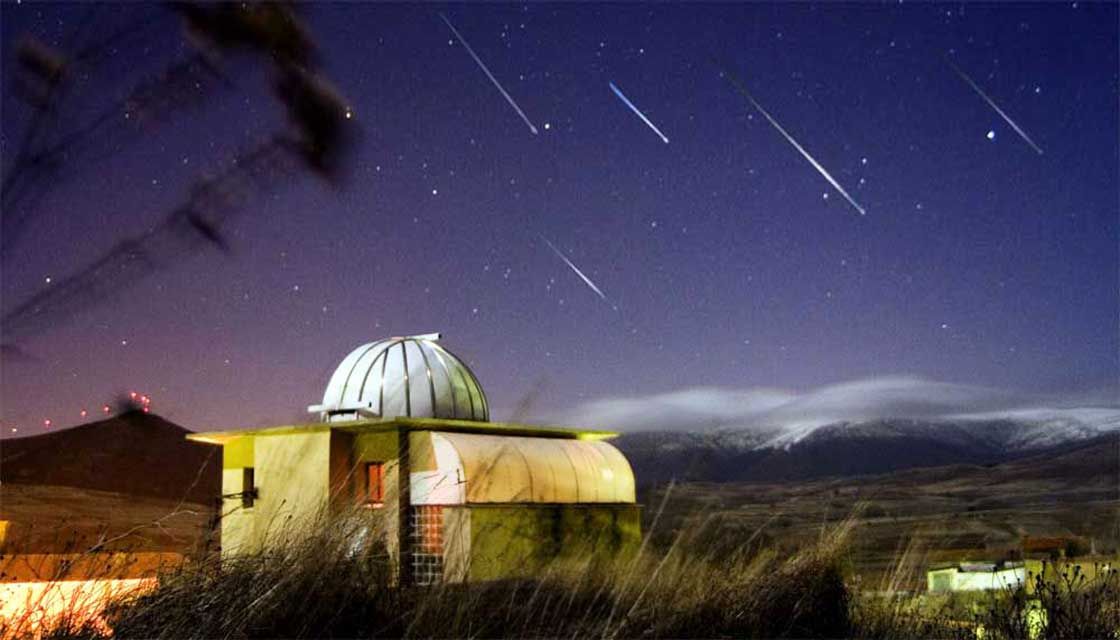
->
[927, 557, 1116, 594]
[187, 334, 640, 585]
[927, 562, 1027, 593]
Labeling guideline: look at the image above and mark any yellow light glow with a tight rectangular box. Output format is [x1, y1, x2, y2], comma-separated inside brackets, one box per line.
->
[0, 578, 155, 636]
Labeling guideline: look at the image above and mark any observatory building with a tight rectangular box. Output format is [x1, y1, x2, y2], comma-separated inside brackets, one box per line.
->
[187, 334, 639, 584]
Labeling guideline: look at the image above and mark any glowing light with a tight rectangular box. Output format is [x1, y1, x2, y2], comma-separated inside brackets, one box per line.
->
[129, 392, 138, 399]
[0, 578, 155, 637]
[80, 410, 88, 418]
[43, 419, 52, 427]
[102, 405, 111, 414]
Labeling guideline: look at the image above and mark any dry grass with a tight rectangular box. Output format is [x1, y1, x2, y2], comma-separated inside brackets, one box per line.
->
[7, 505, 1117, 639]
[12, 508, 850, 639]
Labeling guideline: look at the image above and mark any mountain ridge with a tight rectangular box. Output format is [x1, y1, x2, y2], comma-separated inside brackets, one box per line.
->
[614, 416, 1120, 485]
[0, 410, 220, 504]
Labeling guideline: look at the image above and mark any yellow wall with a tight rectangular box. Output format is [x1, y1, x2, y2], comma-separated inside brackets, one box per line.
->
[219, 429, 405, 562]
[220, 468, 254, 556]
[222, 436, 255, 469]
[220, 436, 255, 558]
[443, 508, 471, 583]
[215, 425, 643, 586]
[253, 431, 333, 546]
[353, 431, 403, 570]
[461, 504, 641, 582]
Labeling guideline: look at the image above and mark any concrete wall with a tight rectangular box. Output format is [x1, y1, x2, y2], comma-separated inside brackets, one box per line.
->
[927, 566, 1025, 592]
[219, 429, 405, 563]
[253, 431, 333, 546]
[953, 567, 1025, 591]
[352, 431, 403, 572]
[219, 430, 336, 555]
[218, 427, 644, 587]
[458, 504, 641, 582]
[220, 437, 255, 558]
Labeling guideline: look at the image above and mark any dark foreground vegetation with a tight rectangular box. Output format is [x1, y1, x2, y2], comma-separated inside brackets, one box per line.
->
[8, 511, 1118, 640]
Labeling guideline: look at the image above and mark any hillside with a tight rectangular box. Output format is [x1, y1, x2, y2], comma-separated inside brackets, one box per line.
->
[0, 411, 220, 504]
[640, 433, 1120, 589]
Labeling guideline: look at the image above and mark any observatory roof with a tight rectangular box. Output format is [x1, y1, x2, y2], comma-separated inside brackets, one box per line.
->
[418, 431, 636, 504]
[185, 417, 619, 445]
[308, 334, 489, 422]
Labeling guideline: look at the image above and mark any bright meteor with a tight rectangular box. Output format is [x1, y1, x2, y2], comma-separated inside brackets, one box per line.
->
[609, 82, 669, 144]
[439, 13, 539, 135]
[944, 56, 1044, 156]
[539, 235, 610, 303]
[719, 65, 867, 216]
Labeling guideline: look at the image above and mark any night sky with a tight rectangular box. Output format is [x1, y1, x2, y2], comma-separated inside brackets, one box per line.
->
[2, 3, 1117, 435]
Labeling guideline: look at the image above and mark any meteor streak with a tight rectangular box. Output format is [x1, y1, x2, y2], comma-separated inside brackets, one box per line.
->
[609, 82, 669, 144]
[944, 57, 1044, 155]
[439, 13, 539, 135]
[719, 65, 867, 216]
[539, 235, 610, 303]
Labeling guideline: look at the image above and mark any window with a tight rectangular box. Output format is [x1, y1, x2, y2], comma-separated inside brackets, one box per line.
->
[410, 506, 444, 585]
[242, 467, 255, 508]
[365, 462, 385, 506]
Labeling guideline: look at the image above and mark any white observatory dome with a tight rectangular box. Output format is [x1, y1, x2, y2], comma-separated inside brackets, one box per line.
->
[309, 333, 489, 422]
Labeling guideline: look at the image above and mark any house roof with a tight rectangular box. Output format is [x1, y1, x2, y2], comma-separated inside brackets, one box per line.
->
[185, 416, 618, 445]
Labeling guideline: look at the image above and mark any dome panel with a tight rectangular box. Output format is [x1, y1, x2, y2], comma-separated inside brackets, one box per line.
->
[405, 340, 434, 417]
[309, 334, 488, 422]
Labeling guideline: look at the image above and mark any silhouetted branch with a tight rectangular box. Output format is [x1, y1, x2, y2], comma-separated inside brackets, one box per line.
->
[1, 2, 358, 356]
[1, 136, 300, 345]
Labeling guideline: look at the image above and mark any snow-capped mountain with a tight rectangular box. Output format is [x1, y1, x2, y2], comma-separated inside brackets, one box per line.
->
[614, 413, 1120, 484]
[553, 377, 1119, 483]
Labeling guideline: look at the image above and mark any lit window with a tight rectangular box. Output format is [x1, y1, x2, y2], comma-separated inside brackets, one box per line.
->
[365, 462, 385, 506]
